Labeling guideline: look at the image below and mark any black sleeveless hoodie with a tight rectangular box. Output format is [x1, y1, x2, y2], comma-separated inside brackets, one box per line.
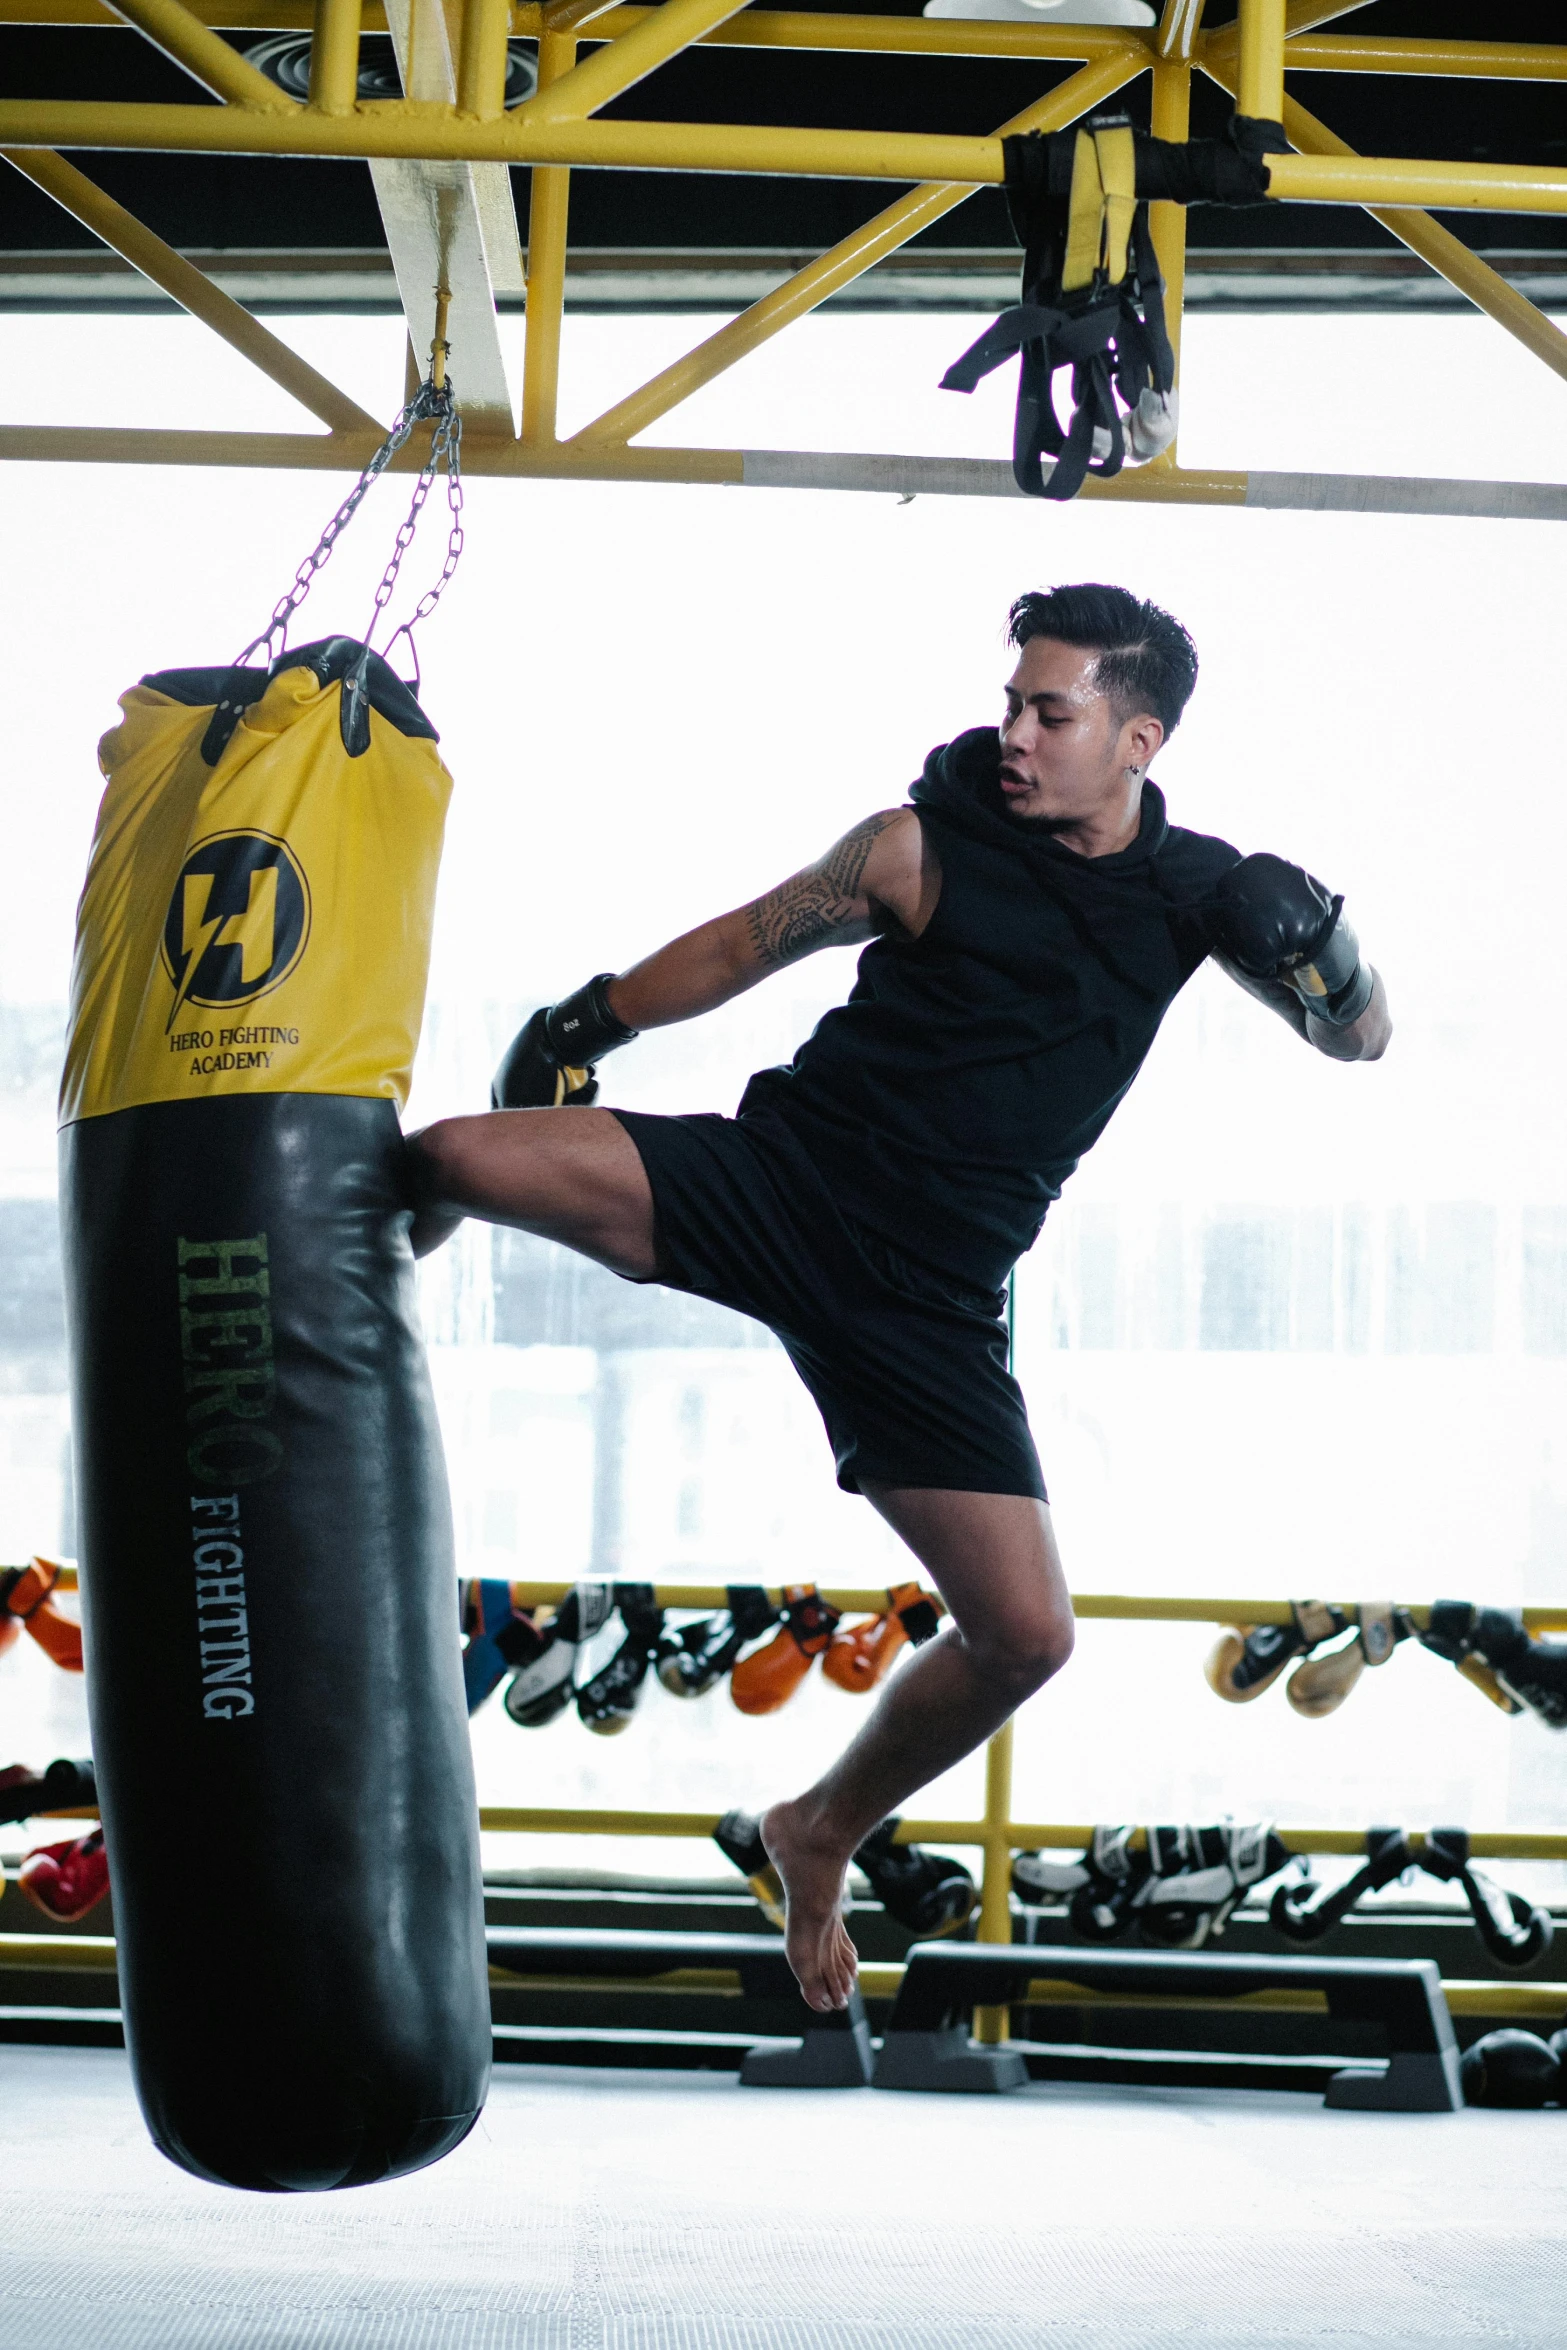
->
[737, 726, 1242, 1291]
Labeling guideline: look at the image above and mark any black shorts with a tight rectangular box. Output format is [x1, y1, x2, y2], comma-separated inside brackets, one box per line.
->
[612, 1109, 1046, 1501]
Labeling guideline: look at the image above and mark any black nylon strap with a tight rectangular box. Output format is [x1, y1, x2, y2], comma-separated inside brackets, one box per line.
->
[944, 112, 1275, 501]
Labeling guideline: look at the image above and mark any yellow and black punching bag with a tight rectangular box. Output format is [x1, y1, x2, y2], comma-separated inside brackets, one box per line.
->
[59, 636, 490, 2192]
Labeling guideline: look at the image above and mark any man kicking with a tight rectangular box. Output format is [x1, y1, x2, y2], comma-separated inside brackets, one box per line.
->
[408, 582, 1391, 2012]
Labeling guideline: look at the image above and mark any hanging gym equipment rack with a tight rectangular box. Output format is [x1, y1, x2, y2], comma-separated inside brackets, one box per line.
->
[1, 1, 1566, 516]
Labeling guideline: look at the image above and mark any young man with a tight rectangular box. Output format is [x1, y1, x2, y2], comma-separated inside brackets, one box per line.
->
[409, 583, 1391, 2013]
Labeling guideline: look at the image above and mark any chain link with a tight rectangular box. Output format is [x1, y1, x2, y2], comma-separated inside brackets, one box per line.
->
[234, 373, 465, 675]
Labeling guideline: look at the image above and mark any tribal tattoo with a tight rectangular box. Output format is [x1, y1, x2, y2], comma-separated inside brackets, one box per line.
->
[744, 812, 899, 971]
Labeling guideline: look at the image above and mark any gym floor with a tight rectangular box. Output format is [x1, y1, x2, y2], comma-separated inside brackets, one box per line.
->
[0, 2048, 1561, 2349]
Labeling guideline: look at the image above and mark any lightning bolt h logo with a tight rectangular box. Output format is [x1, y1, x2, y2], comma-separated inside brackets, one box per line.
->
[162, 833, 309, 1026]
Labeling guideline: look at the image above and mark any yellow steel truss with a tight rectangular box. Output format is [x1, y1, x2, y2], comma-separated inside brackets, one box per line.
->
[2, 0, 1566, 504]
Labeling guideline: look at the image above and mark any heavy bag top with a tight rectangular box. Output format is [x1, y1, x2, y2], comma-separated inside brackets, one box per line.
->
[61, 638, 452, 1125]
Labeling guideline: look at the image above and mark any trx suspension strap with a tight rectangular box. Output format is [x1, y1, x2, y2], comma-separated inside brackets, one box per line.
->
[942, 110, 1286, 502]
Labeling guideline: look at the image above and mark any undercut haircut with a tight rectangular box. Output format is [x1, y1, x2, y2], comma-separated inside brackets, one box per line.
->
[1007, 583, 1198, 737]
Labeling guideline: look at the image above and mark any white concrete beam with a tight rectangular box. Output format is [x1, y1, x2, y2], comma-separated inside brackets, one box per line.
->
[372, 0, 522, 430]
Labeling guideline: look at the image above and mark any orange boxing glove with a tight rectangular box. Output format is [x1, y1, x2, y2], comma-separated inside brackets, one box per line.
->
[823, 1581, 945, 1695]
[730, 1585, 840, 1717]
[0, 1559, 83, 1673]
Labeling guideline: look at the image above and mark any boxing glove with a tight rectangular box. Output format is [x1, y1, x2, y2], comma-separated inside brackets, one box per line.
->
[730, 1585, 841, 1716]
[19, 1825, 109, 1923]
[1064, 1824, 1149, 1942]
[655, 1587, 778, 1698]
[1460, 2029, 1561, 2109]
[1286, 1635, 1366, 1719]
[853, 1818, 975, 1938]
[712, 1807, 786, 1927]
[1284, 1603, 1412, 1719]
[491, 974, 638, 1110]
[1133, 1822, 1292, 1951]
[1209, 854, 1374, 1028]
[0, 1756, 96, 1826]
[577, 1587, 665, 1735]
[1466, 1608, 1567, 1730]
[503, 1582, 615, 1726]
[460, 1580, 550, 1716]
[0, 1559, 84, 1673]
[1205, 1602, 1346, 1704]
[1419, 1601, 1528, 1717]
[822, 1582, 945, 1695]
[1421, 1827, 1554, 1970]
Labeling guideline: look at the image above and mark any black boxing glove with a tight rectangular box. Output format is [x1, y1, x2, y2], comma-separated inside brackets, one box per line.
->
[491, 973, 639, 1109]
[1209, 853, 1374, 1028]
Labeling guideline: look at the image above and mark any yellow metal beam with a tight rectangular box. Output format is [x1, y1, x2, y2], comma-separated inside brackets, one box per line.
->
[1, 148, 381, 430]
[1204, 52, 1567, 394]
[1282, 94, 1567, 390]
[1236, 0, 1286, 120]
[105, 0, 297, 102]
[1, 96, 1564, 222]
[499, 1580, 1567, 1631]
[569, 46, 1143, 449]
[475, 1805, 1567, 1863]
[0, 0, 1147, 56]
[1147, 54, 1189, 430]
[1263, 151, 1567, 214]
[457, 0, 512, 115]
[972, 1721, 1015, 2044]
[19, 1794, 1567, 1863]
[514, 0, 753, 124]
[306, 0, 360, 111]
[0, 100, 1008, 181]
[4, 431, 1563, 521]
[1279, 34, 1567, 82]
[522, 27, 576, 443]
[9, 0, 1567, 81]
[1199, 1, 1391, 65]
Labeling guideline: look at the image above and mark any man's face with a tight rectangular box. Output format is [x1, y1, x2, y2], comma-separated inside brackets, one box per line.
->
[998, 635, 1158, 831]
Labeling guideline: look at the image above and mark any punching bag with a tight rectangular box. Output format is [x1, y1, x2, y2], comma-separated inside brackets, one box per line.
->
[59, 636, 491, 2191]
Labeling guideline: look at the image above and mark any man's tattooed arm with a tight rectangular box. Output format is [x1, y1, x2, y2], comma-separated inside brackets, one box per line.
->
[604, 807, 928, 1033]
[743, 812, 900, 972]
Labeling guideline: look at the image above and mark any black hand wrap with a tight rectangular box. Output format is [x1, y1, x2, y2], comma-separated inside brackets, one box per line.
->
[1210, 853, 1373, 1029]
[491, 972, 639, 1110]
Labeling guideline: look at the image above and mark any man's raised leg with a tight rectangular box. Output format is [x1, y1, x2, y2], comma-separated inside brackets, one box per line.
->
[407, 1108, 659, 1276]
[761, 1488, 1074, 2012]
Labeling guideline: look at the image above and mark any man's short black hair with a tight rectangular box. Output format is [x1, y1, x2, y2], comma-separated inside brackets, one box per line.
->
[1007, 583, 1198, 737]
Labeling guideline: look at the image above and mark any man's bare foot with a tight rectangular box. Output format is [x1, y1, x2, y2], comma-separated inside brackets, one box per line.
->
[760, 1797, 860, 2013]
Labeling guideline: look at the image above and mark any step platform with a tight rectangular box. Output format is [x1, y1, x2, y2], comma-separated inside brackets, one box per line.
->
[486, 1925, 874, 2087]
[874, 1942, 1463, 2109]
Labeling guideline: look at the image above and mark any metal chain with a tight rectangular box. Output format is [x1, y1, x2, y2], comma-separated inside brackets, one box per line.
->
[233, 374, 463, 672]
[369, 399, 464, 682]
